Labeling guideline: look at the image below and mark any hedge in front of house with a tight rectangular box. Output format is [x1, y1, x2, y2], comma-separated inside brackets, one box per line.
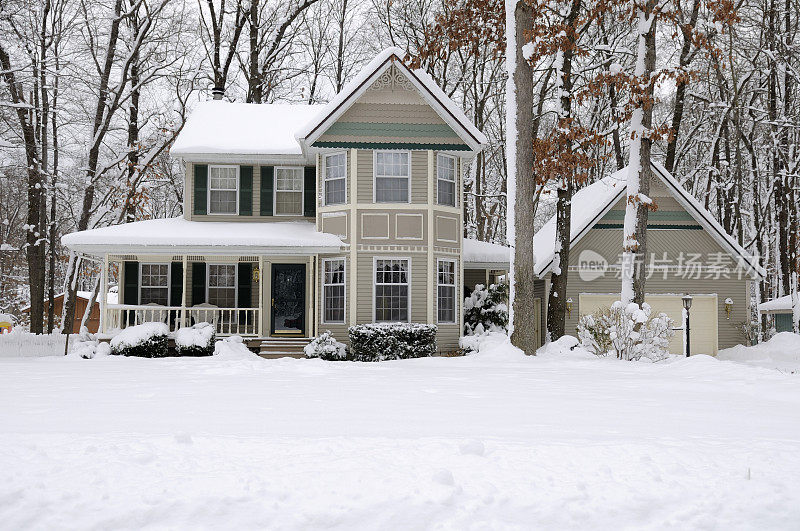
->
[109, 322, 170, 358]
[348, 323, 437, 362]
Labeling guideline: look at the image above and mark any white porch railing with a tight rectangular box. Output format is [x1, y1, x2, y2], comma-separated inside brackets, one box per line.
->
[105, 304, 260, 336]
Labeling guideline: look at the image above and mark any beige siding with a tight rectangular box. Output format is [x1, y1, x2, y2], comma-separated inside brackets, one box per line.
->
[338, 102, 448, 124]
[356, 150, 373, 203]
[465, 269, 488, 290]
[411, 151, 428, 204]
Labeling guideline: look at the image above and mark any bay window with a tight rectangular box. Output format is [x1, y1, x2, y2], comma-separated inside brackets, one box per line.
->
[323, 258, 346, 323]
[374, 258, 409, 322]
[437, 153, 456, 207]
[324, 153, 347, 205]
[374, 151, 410, 203]
[437, 259, 456, 323]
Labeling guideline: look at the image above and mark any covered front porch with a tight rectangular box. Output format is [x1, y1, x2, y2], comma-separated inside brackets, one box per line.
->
[60, 217, 345, 340]
[102, 254, 317, 338]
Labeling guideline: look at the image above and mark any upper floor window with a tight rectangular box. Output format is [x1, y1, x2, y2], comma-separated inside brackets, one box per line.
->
[437, 154, 456, 207]
[324, 153, 347, 205]
[209, 165, 238, 214]
[274, 167, 304, 216]
[374, 150, 410, 203]
[140, 263, 169, 305]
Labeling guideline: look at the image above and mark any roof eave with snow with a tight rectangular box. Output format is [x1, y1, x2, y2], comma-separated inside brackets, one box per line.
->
[61, 218, 344, 258]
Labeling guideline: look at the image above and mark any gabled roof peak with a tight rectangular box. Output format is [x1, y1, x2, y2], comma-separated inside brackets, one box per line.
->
[296, 47, 487, 152]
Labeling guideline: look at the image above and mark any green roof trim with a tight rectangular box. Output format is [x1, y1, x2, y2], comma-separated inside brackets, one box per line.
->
[602, 209, 695, 222]
[325, 121, 460, 138]
[595, 223, 704, 230]
[312, 141, 471, 151]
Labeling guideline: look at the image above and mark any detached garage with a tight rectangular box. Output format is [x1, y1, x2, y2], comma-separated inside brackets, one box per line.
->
[579, 293, 719, 356]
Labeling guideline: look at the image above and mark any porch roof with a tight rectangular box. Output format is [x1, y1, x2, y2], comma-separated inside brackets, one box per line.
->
[758, 295, 796, 314]
[61, 217, 344, 257]
[463, 238, 510, 269]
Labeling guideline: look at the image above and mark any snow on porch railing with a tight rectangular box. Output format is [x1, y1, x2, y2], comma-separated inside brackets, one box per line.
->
[105, 305, 260, 336]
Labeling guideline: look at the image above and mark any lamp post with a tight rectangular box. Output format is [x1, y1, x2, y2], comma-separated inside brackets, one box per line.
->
[682, 294, 693, 357]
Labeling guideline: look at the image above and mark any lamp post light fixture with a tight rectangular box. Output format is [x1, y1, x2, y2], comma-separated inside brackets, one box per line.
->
[682, 294, 693, 357]
[566, 297, 573, 318]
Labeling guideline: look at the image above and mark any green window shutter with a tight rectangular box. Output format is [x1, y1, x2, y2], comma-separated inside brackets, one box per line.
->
[191, 262, 206, 305]
[303, 166, 316, 217]
[260, 166, 274, 216]
[193, 164, 208, 216]
[239, 166, 253, 216]
[237, 263, 253, 308]
[170, 262, 183, 306]
[123, 261, 139, 305]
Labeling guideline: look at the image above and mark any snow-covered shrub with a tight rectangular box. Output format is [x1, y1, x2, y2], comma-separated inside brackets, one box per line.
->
[70, 338, 111, 359]
[464, 282, 509, 336]
[348, 323, 436, 362]
[577, 302, 674, 361]
[175, 322, 215, 357]
[304, 331, 347, 360]
[110, 322, 169, 358]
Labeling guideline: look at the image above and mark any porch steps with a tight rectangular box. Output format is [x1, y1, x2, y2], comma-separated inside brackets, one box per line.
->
[257, 338, 310, 359]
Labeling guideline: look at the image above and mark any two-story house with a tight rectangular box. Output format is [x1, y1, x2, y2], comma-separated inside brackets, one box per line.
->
[62, 48, 510, 355]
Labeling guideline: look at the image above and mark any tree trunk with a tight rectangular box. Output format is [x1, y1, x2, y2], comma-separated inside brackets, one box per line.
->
[546, 0, 581, 341]
[621, 2, 655, 306]
[509, 0, 537, 354]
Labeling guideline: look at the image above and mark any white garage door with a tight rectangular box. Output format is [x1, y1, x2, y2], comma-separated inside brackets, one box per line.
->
[578, 293, 718, 356]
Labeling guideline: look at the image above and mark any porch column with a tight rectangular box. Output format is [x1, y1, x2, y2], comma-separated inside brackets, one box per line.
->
[307, 255, 314, 338]
[258, 256, 264, 337]
[99, 254, 108, 333]
[181, 255, 188, 327]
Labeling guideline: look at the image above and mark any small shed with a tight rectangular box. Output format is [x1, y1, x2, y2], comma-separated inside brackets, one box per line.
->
[758, 295, 798, 333]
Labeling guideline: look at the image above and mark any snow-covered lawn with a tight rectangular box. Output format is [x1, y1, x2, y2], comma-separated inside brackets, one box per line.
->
[1, 339, 799, 529]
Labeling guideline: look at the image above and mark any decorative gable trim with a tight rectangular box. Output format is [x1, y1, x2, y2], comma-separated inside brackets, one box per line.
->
[297, 48, 486, 153]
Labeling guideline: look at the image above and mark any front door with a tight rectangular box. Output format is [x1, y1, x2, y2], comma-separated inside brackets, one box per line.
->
[271, 264, 306, 336]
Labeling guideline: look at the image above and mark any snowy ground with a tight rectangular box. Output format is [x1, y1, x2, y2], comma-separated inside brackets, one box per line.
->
[1, 337, 799, 529]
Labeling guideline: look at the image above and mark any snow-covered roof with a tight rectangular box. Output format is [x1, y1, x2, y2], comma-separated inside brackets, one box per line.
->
[170, 102, 321, 159]
[463, 238, 510, 268]
[296, 47, 488, 152]
[758, 295, 795, 313]
[533, 162, 766, 279]
[62, 217, 344, 256]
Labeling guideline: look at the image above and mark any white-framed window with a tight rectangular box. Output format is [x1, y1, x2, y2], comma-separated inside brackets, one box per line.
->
[437, 153, 456, 207]
[374, 258, 409, 322]
[437, 259, 456, 323]
[374, 150, 410, 203]
[274, 167, 304, 216]
[207, 264, 237, 307]
[323, 258, 346, 323]
[324, 152, 347, 205]
[208, 165, 238, 214]
[140, 263, 170, 305]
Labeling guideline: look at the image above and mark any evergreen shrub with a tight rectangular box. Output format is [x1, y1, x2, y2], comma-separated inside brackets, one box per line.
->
[348, 323, 436, 361]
